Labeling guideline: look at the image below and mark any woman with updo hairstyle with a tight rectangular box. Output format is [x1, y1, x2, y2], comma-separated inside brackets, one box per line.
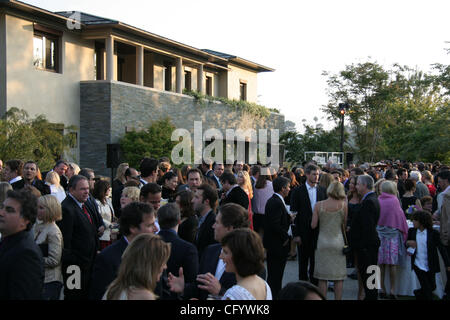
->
[33, 194, 64, 300]
[220, 228, 272, 300]
[66, 162, 81, 180]
[104, 233, 171, 300]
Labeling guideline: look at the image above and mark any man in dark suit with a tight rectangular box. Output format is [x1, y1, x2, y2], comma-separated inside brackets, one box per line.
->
[291, 164, 327, 285]
[167, 203, 251, 299]
[79, 168, 105, 250]
[0, 189, 44, 300]
[220, 172, 249, 209]
[57, 175, 99, 300]
[89, 202, 158, 300]
[43, 160, 69, 191]
[193, 183, 218, 260]
[157, 203, 199, 300]
[11, 161, 50, 195]
[264, 176, 291, 299]
[350, 174, 380, 300]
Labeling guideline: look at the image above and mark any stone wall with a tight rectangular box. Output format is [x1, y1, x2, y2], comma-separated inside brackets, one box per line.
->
[80, 80, 285, 175]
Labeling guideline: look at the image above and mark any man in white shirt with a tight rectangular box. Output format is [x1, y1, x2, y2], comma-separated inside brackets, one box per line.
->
[3, 160, 23, 185]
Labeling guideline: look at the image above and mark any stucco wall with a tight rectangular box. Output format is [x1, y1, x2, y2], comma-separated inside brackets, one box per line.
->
[5, 14, 96, 162]
[80, 80, 284, 175]
[227, 64, 258, 103]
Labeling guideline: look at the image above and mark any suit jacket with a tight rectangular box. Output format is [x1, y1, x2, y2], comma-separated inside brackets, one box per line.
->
[184, 243, 236, 300]
[0, 230, 44, 300]
[11, 178, 50, 196]
[408, 228, 450, 273]
[89, 236, 128, 300]
[221, 186, 249, 209]
[291, 184, 327, 243]
[56, 195, 98, 269]
[158, 229, 199, 299]
[263, 194, 291, 252]
[195, 210, 217, 260]
[349, 192, 380, 250]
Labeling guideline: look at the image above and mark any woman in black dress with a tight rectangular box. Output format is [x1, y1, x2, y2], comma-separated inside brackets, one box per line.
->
[175, 190, 198, 244]
[161, 171, 178, 202]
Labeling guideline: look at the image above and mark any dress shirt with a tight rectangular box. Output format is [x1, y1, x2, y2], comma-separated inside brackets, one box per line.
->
[306, 182, 317, 211]
[68, 193, 84, 209]
[9, 176, 22, 184]
[214, 250, 226, 280]
[414, 228, 429, 272]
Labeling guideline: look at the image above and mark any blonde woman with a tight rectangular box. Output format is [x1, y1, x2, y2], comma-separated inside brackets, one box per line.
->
[237, 170, 254, 230]
[113, 163, 129, 193]
[374, 178, 387, 197]
[33, 195, 64, 300]
[311, 181, 348, 300]
[120, 186, 140, 209]
[66, 162, 80, 180]
[45, 171, 66, 203]
[104, 233, 171, 300]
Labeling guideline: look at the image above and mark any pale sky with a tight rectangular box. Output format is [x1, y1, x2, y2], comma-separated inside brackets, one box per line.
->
[25, 0, 450, 132]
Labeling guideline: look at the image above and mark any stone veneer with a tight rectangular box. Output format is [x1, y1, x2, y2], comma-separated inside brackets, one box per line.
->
[80, 80, 285, 176]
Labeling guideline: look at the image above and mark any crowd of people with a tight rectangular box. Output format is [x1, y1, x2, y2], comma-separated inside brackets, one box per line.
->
[0, 157, 449, 301]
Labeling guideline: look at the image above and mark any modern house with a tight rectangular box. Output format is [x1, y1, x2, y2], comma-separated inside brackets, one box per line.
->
[0, 0, 285, 175]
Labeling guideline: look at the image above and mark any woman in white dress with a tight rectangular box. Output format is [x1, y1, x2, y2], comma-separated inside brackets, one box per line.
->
[103, 233, 171, 300]
[220, 228, 272, 300]
[45, 171, 66, 203]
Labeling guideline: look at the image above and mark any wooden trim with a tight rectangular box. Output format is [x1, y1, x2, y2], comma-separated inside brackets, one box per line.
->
[33, 23, 63, 36]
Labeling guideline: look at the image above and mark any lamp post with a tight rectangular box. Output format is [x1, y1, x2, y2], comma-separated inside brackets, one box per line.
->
[338, 102, 350, 156]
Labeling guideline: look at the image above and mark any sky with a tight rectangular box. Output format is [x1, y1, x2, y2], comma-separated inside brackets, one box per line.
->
[24, 0, 450, 132]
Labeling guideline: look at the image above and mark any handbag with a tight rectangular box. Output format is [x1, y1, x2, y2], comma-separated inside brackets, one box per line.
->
[341, 223, 351, 256]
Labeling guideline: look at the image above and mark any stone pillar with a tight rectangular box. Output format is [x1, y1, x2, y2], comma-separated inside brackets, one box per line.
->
[136, 45, 144, 86]
[197, 64, 204, 94]
[176, 57, 183, 93]
[105, 35, 114, 81]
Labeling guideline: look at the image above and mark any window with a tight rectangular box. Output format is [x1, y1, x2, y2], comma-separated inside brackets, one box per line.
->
[33, 32, 60, 72]
[206, 76, 212, 96]
[184, 70, 192, 91]
[240, 82, 247, 101]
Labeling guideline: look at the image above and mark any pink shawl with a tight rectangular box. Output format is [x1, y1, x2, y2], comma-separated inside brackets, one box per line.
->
[377, 192, 409, 242]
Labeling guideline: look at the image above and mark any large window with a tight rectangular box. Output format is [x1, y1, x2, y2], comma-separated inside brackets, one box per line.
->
[33, 33, 59, 72]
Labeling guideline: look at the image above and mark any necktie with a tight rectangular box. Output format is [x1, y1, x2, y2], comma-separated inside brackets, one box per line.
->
[82, 204, 93, 224]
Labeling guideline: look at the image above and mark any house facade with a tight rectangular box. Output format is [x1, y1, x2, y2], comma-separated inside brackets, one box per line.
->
[0, 0, 284, 175]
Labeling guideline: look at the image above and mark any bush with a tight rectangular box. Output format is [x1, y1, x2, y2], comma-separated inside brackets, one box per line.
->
[0, 108, 76, 171]
[119, 118, 177, 168]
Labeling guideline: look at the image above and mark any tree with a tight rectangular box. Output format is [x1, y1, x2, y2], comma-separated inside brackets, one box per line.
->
[0, 108, 76, 171]
[322, 59, 450, 163]
[119, 118, 177, 168]
[280, 122, 345, 164]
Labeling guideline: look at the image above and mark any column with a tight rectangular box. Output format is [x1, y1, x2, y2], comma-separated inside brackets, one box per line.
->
[136, 45, 144, 86]
[105, 35, 114, 81]
[197, 64, 204, 94]
[176, 57, 183, 93]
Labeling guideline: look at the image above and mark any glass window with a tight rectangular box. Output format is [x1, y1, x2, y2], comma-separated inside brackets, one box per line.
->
[33, 33, 59, 72]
